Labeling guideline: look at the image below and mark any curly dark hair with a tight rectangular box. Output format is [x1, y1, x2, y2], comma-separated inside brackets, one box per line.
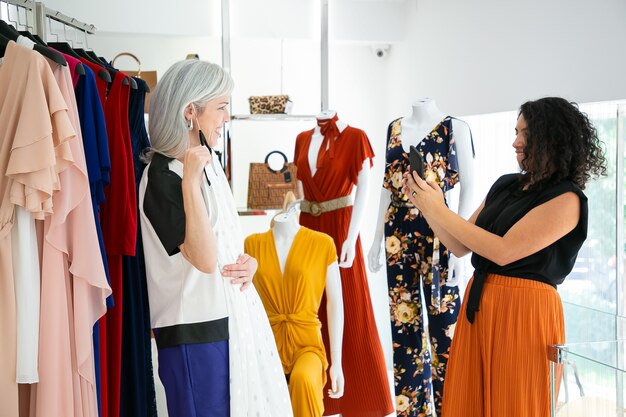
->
[518, 97, 607, 191]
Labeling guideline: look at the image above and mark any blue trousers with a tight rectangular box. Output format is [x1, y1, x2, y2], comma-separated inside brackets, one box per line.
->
[157, 340, 229, 417]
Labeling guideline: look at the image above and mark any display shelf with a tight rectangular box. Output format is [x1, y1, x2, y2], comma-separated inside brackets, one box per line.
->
[228, 118, 312, 209]
[237, 208, 270, 216]
[231, 114, 317, 121]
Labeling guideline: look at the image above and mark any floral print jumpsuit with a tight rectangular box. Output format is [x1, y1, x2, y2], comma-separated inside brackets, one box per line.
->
[383, 117, 462, 417]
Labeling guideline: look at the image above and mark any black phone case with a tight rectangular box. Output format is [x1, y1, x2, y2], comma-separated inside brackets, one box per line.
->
[409, 145, 425, 179]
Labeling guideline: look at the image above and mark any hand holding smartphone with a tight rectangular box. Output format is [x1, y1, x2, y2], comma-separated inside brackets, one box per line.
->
[409, 145, 425, 180]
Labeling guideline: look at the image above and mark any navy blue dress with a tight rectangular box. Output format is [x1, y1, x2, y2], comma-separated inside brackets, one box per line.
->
[120, 77, 158, 417]
[383, 117, 462, 416]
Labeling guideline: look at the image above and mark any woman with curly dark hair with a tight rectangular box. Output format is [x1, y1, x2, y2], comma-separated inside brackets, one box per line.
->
[402, 97, 606, 417]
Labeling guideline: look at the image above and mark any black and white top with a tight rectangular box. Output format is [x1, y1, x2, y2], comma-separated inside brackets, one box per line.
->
[139, 151, 293, 416]
[139, 153, 228, 347]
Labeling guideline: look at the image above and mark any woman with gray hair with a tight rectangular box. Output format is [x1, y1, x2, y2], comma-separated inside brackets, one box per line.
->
[138, 59, 293, 417]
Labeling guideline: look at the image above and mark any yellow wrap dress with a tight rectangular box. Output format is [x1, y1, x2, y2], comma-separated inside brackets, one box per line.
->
[244, 227, 338, 417]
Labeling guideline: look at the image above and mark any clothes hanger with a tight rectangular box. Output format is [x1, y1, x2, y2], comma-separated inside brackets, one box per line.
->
[67, 22, 120, 85]
[18, 30, 43, 45]
[47, 36, 85, 76]
[13, 6, 45, 46]
[18, 28, 79, 73]
[129, 75, 150, 92]
[74, 29, 107, 66]
[47, 19, 108, 81]
[35, 17, 84, 76]
[48, 44, 105, 80]
[85, 50, 103, 64]
[0, 20, 66, 66]
[74, 45, 125, 83]
[106, 66, 135, 88]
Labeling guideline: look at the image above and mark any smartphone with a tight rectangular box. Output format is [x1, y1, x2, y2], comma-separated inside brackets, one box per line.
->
[409, 145, 425, 179]
[197, 130, 212, 186]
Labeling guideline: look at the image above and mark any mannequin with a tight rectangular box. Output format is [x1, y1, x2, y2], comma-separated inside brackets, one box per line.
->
[273, 204, 345, 398]
[292, 112, 394, 417]
[368, 98, 477, 279]
[244, 202, 344, 417]
[299, 110, 370, 268]
[367, 98, 476, 416]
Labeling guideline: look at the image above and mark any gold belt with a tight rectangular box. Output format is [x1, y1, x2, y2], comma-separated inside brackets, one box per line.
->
[301, 195, 353, 216]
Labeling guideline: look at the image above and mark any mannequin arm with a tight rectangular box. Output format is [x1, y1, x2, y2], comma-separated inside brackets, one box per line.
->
[452, 119, 477, 220]
[325, 261, 345, 398]
[367, 189, 391, 272]
[339, 160, 371, 268]
[447, 119, 477, 284]
[448, 120, 476, 285]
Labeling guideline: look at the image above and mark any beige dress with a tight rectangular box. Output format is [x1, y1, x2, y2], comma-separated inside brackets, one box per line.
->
[0, 41, 111, 417]
[34, 51, 111, 417]
[0, 41, 70, 417]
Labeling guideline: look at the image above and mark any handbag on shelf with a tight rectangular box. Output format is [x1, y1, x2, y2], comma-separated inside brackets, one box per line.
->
[111, 52, 157, 113]
[247, 150, 300, 210]
[248, 95, 292, 114]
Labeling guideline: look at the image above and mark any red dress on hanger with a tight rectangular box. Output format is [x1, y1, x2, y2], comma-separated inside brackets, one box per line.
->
[294, 126, 393, 417]
[99, 70, 136, 417]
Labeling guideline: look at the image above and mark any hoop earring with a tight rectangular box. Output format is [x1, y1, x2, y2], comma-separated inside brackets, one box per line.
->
[186, 118, 194, 131]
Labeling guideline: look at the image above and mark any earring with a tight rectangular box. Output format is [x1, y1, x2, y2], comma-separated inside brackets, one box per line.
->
[186, 118, 193, 131]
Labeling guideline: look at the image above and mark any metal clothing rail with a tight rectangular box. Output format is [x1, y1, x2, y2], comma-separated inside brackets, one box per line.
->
[1, 0, 34, 9]
[0, 0, 37, 32]
[42, 4, 95, 34]
[1, 0, 96, 41]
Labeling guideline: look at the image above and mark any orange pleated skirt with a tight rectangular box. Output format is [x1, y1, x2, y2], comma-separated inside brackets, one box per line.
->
[442, 274, 565, 417]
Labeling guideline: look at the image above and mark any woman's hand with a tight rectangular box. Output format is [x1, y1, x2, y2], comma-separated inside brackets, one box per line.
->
[402, 171, 446, 216]
[222, 254, 258, 291]
[182, 145, 212, 185]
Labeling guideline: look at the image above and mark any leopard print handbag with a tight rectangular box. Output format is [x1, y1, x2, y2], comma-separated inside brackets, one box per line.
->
[248, 95, 291, 114]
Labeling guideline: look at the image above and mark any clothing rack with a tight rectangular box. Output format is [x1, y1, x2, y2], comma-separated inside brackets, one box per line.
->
[40, 3, 95, 36]
[0, 0, 37, 33]
[1, 0, 34, 9]
[0, 0, 95, 42]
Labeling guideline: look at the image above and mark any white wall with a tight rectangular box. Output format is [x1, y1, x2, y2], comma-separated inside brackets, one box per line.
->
[404, 0, 626, 116]
[88, 33, 222, 78]
[43, 0, 221, 36]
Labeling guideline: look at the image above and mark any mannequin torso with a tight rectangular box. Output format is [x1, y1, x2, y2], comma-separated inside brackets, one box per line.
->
[271, 205, 345, 398]
[271, 209, 302, 274]
[307, 110, 348, 177]
[368, 98, 478, 285]
[293, 112, 394, 415]
[399, 98, 447, 148]
[368, 98, 476, 415]
[296, 110, 371, 268]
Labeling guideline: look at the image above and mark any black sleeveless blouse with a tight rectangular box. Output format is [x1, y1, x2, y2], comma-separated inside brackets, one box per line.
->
[466, 173, 588, 323]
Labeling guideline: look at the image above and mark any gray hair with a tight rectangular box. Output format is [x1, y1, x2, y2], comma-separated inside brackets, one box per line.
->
[144, 60, 234, 161]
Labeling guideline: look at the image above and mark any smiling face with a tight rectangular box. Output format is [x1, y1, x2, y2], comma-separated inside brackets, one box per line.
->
[513, 114, 529, 170]
[186, 95, 230, 148]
